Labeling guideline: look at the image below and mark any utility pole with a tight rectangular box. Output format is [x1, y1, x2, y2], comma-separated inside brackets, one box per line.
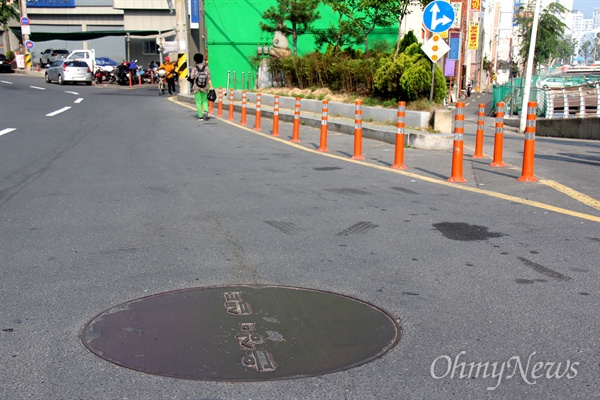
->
[18, 0, 30, 70]
[519, 0, 541, 133]
[175, 0, 190, 95]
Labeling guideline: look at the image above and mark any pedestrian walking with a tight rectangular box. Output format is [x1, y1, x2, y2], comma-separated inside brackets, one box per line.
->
[158, 56, 177, 95]
[189, 53, 214, 121]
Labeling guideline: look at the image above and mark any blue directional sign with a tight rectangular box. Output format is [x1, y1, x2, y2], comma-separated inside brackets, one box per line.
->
[423, 0, 455, 33]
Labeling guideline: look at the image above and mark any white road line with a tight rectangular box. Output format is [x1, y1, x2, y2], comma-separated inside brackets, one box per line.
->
[65, 91, 79, 95]
[74, 98, 83, 103]
[30, 86, 46, 90]
[46, 107, 71, 116]
[1, 80, 13, 84]
[0, 128, 17, 137]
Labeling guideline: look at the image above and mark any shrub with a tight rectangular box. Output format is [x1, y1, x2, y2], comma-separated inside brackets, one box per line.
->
[6, 50, 15, 61]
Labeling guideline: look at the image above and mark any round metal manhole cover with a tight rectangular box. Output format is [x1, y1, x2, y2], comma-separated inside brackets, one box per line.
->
[81, 285, 400, 381]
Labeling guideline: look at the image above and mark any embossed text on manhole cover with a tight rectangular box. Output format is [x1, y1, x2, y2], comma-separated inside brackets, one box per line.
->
[81, 285, 400, 381]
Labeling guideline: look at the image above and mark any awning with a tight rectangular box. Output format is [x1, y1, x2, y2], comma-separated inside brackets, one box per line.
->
[10, 28, 175, 42]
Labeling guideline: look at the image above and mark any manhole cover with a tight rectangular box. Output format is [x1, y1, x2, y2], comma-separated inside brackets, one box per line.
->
[81, 285, 400, 381]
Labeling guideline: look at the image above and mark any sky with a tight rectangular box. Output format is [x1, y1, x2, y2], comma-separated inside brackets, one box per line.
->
[572, 0, 598, 18]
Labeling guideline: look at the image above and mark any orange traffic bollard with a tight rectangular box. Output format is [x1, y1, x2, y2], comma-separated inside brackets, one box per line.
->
[517, 102, 539, 182]
[128, 72, 132, 87]
[472, 103, 486, 158]
[391, 101, 407, 170]
[352, 100, 365, 160]
[217, 88, 223, 117]
[447, 102, 467, 183]
[254, 93, 262, 131]
[317, 100, 329, 152]
[228, 89, 234, 121]
[490, 102, 506, 167]
[271, 95, 280, 137]
[240, 90, 247, 125]
[291, 97, 301, 143]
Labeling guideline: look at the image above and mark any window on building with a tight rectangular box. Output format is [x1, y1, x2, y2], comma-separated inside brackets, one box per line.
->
[142, 41, 158, 55]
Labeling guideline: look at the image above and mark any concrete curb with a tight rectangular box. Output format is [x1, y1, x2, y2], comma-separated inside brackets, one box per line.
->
[178, 94, 453, 150]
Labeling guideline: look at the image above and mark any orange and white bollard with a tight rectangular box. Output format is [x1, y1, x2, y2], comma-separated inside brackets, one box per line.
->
[271, 95, 280, 137]
[391, 101, 407, 170]
[228, 89, 234, 121]
[517, 102, 538, 182]
[291, 97, 301, 143]
[490, 102, 506, 167]
[36, 63, 40, 72]
[447, 102, 467, 183]
[472, 103, 486, 158]
[128, 72, 132, 87]
[138, 72, 142, 85]
[352, 100, 365, 160]
[240, 90, 247, 126]
[217, 88, 223, 117]
[254, 93, 262, 131]
[317, 100, 329, 152]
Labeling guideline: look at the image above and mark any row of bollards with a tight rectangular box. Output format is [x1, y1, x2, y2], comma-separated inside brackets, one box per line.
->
[448, 101, 538, 182]
[212, 88, 537, 183]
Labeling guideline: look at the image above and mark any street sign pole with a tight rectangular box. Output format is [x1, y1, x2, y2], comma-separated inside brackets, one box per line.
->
[429, 61, 436, 102]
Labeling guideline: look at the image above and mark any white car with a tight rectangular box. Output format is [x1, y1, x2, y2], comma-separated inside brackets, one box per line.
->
[39, 48, 69, 67]
[45, 59, 92, 85]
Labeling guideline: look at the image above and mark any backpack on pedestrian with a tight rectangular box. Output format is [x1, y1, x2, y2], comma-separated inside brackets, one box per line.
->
[195, 65, 207, 88]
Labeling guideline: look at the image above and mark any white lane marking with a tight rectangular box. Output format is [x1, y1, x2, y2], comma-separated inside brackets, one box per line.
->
[30, 86, 46, 90]
[74, 98, 83, 103]
[1, 80, 13, 84]
[0, 128, 17, 136]
[46, 107, 71, 116]
[65, 91, 79, 95]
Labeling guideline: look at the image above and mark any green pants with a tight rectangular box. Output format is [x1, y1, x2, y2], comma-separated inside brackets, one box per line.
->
[195, 91, 209, 117]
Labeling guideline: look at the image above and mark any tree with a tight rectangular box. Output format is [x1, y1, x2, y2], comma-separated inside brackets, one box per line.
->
[579, 39, 594, 64]
[554, 38, 576, 66]
[1, 0, 20, 53]
[314, 1, 361, 54]
[515, 1, 568, 70]
[260, 0, 321, 56]
[392, 0, 434, 60]
[320, 0, 397, 57]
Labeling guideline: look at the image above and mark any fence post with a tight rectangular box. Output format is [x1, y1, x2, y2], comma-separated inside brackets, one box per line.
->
[562, 87, 569, 118]
[490, 102, 506, 167]
[351, 100, 365, 160]
[596, 83, 600, 117]
[578, 86, 585, 117]
[447, 102, 467, 183]
[391, 101, 407, 170]
[291, 97, 301, 143]
[517, 102, 538, 182]
[545, 88, 553, 119]
[317, 100, 329, 152]
[271, 95, 280, 137]
[472, 103, 486, 159]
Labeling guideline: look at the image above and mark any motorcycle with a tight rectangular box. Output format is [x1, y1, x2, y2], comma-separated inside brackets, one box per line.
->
[94, 67, 104, 84]
[115, 62, 131, 85]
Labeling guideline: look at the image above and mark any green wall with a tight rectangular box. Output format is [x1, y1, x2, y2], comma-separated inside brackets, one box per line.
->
[205, 0, 397, 90]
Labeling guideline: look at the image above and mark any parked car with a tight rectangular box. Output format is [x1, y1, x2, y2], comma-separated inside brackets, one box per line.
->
[39, 48, 69, 67]
[45, 59, 92, 85]
[535, 76, 575, 89]
[0, 53, 12, 73]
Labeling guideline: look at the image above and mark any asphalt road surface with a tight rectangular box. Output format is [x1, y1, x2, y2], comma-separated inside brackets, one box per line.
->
[1, 75, 598, 399]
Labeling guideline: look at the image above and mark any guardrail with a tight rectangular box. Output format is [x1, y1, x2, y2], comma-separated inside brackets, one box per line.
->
[543, 83, 600, 119]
